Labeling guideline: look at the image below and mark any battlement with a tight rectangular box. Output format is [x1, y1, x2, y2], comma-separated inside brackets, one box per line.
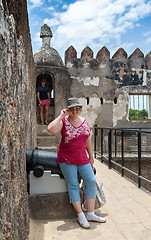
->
[65, 46, 151, 70]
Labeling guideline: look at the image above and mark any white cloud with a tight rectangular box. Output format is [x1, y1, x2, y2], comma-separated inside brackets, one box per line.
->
[32, 0, 151, 59]
[143, 31, 151, 37]
[32, 32, 42, 53]
[62, 5, 68, 10]
[47, 6, 55, 11]
[135, 23, 141, 27]
[33, 32, 41, 42]
[44, 18, 60, 27]
[117, 2, 151, 23]
[143, 31, 151, 44]
[27, 0, 43, 9]
[146, 37, 151, 44]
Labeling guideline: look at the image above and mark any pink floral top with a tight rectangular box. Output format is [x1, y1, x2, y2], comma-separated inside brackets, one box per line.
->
[57, 117, 91, 165]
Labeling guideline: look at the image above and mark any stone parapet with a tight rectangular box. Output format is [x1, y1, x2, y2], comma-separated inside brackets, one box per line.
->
[65, 46, 151, 71]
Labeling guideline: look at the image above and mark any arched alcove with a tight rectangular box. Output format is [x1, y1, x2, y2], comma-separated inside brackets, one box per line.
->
[36, 73, 55, 123]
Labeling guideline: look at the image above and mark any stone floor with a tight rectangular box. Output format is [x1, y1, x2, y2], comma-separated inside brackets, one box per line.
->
[29, 159, 151, 240]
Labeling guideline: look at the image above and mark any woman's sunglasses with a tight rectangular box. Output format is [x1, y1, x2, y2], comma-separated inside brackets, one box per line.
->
[68, 107, 81, 112]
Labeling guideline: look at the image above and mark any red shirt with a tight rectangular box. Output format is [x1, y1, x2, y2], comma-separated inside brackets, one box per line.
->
[57, 117, 91, 165]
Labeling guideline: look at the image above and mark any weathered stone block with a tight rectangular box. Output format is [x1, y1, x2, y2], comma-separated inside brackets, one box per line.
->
[29, 193, 77, 220]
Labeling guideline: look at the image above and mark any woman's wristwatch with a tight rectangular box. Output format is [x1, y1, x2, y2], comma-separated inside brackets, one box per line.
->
[89, 156, 94, 160]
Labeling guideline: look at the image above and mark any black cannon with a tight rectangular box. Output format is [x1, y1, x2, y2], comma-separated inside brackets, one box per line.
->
[26, 148, 96, 178]
[26, 148, 63, 178]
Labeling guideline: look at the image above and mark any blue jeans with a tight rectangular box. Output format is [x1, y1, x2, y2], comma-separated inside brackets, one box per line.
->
[59, 163, 96, 203]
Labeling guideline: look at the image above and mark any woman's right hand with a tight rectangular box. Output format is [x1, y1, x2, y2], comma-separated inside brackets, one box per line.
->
[60, 109, 68, 119]
[48, 109, 67, 135]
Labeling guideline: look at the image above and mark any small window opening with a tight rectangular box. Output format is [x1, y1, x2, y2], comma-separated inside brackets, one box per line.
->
[114, 97, 117, 104]
[100, 97, 103, 105]
[86, 97, 89, 105]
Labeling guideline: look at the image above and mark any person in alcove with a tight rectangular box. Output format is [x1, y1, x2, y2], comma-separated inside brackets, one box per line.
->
[37, 79, 50, 125]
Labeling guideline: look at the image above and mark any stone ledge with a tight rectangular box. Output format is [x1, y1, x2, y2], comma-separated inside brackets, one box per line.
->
[36, 146, 57, 152]
[28, 193, 77, 220]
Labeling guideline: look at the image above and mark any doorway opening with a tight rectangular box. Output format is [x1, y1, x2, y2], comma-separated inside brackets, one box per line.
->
[36, 73, 55, 123]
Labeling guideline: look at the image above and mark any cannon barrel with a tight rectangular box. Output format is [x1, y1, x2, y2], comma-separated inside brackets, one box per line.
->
[26, 149, 96, 178]
[26, 149, 63, 177]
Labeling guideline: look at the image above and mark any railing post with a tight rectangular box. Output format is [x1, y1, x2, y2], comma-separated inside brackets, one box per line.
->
[115, 130, 117, 157]
[138, 132, 141, 188]
[94, 126, 97, 158]
[101, 128, 103, 162]
[108, 129, 112, 169]
[121, 130, 124, 177]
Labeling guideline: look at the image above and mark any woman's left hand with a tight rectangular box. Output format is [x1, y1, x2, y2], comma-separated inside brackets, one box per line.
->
[89, 157, 94, 166]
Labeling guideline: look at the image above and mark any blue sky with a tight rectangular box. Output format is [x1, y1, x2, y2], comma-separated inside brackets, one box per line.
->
[27, 0, 151, 63]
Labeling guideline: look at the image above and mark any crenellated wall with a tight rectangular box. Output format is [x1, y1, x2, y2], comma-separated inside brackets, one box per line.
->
[0, 0, 36, 239]
[65, 45, 151, 128]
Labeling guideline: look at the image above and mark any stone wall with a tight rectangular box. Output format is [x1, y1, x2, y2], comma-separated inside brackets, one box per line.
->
[65, 46, 151, 128]
[0, 0, 36, 239]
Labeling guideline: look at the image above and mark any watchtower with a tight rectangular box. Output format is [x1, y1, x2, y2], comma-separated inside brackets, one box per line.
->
[34, 24, 70, 123]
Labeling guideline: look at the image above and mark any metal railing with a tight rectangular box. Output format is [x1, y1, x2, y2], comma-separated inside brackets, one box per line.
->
[94, 127, 151, 191]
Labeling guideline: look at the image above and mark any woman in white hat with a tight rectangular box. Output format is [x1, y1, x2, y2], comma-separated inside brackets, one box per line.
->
[48, 97, 106, 229]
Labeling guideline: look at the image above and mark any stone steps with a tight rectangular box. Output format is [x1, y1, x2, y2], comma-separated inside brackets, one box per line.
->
[37, 124, 57, 152]
[37, 146, 57, 152]
[37, 124, 51, 136]
[37, 135, 56, 146]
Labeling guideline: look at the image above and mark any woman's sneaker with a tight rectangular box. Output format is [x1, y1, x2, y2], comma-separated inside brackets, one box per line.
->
[86, 213, 106, 223]
[77, 219, 90, 229]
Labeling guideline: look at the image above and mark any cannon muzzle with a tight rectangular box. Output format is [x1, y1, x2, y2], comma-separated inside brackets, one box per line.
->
[26, 149, 63, 177]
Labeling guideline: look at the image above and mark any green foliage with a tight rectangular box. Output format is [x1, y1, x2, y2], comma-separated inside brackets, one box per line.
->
[129, 109, 148, 120]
